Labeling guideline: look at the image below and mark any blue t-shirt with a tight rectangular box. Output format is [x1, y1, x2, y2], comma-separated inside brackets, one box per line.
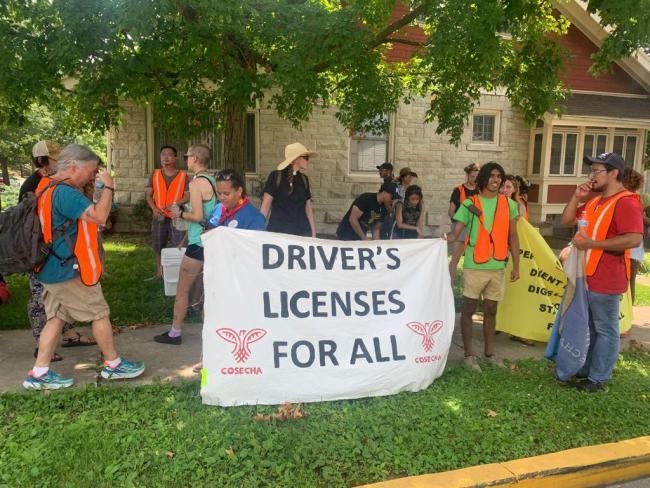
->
[36, 185, 93, 284]
[209, 202, 266, 230]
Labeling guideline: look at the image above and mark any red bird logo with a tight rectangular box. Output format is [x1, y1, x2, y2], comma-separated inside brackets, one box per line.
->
[216, 328, 267, 363]
[406, 321, 443, 352]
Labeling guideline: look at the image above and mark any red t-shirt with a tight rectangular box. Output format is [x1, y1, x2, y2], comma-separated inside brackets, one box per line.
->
[579, 194, 643, 294]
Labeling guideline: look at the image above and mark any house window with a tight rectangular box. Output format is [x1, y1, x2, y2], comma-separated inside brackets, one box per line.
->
[350, 115, 390, 172]
[153, 112, 257, 173]
[471, 111, 500, 145]
[613, 133, 637, 168]
[549, 131, 578, 176]
[582, 132, 608, 175]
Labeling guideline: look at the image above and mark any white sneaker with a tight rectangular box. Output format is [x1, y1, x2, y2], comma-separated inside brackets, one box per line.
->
[462, 355, 482, 373]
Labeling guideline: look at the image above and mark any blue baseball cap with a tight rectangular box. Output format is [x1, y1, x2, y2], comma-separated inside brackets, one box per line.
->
[583, 152, 625, 174]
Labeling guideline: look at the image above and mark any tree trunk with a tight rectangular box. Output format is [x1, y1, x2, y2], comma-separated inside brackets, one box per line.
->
[221, 104, 246, 178]
[0, 158, 9, 185]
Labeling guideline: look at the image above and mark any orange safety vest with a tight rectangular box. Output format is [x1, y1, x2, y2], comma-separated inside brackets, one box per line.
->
[465, 194, 511, 264]
[37, 178, 103, 286]
[153, 169, 187, 218]
[583, 190, 634, 280]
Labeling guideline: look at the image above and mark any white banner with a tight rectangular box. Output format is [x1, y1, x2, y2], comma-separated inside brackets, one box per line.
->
[200, 228, 455, 406]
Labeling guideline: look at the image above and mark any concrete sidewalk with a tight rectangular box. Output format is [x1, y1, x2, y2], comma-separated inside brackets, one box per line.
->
[1, 308, 649, 392]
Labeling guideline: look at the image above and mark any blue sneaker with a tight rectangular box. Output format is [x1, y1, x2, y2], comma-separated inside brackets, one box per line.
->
[101, 358, 145, 380]
[23, 370, 74, 390]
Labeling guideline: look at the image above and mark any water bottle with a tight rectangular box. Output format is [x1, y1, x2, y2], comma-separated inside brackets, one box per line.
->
[170, 201, 180, 229]
[577, 211, 588, 231]
[93, 180, 104, 203]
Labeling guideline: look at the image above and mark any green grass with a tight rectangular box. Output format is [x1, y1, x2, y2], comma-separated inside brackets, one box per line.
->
[1, 235, 174, 330]
[0, 182, 19, 210]
[635, 283, 650, 306]
[1, 354, 649, 487]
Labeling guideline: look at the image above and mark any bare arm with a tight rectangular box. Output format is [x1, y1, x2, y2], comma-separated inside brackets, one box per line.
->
[305, 200, 317, 237]
[260, 193, 273, 219]
[371, 222, 381, 240]
[81, 172, 113, 225]
[348, 206, 367, 240]
[444, 221, 465, 243]
[447, 202, 457, 219]
[416, 203, 426, 237]
[178, 189, 190, 206]
[561, 182, 591, 226]
[172, 179, 208, 222]
[509, 218, 520, 281]
[145, 187, 163, 218]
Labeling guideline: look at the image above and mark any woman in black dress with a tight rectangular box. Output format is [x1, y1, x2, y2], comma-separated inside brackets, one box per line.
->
[260, 142, 317, 237]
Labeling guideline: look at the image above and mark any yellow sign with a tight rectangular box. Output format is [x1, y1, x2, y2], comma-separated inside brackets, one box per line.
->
[496, 220, 632, 342]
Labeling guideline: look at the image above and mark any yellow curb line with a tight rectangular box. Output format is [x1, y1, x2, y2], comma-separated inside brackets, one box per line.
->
[357, 436, 650, 488]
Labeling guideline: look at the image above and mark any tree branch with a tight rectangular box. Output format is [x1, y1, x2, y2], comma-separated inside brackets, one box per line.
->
[381, 37, 424, 47]
[369, 2, 428, 49]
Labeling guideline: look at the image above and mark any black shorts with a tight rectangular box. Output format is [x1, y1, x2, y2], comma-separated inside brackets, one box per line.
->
[185, 244, 204, 262]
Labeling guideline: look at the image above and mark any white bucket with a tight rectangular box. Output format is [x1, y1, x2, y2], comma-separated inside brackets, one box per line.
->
[161, 247, 186, 296]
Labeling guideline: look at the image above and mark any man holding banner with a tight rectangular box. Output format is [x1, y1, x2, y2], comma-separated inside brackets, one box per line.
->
[445, 162, 520, 373]
[560, 153, 643, 392]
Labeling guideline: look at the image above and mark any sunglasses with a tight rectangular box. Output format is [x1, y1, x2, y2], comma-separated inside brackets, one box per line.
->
[217, 170, 235, 181]
[183, 154, 195, 161]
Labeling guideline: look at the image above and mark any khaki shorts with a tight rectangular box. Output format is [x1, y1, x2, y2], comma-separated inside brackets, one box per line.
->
[463, 268, 506, 302]
[42, 277, 110, 323]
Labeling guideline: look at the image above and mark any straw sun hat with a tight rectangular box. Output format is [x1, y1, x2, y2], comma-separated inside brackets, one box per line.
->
[277, 142, 317, 171]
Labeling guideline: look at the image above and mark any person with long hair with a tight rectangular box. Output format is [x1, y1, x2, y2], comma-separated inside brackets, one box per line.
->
[393, 185, 425, 238]
[154, 144, 216, 346]
[499, 174, 534, 346]
[260, 142, 317, 237]
[623, 167, 646, 304]
[499, 174, 528, 220]
[20, 140, 97, 363]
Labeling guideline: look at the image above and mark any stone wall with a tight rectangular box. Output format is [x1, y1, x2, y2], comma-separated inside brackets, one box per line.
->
[110, 94, 532, 235]
[107, 101, 150, 232]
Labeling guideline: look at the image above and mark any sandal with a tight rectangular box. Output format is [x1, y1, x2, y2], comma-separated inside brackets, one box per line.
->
[34, 348, 63, 362]
[510, 335, 534, 346]
[192, 362, 203, 374]
[61, 331, 97, 348]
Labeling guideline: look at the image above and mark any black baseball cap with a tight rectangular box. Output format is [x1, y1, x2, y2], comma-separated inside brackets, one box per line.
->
[379, 181, 399, 199]
[583, 152, 625, 174]
[376, 162, 393, 171]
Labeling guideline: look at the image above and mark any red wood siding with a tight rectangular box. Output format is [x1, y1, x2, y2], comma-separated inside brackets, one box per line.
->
[556, 24, 646, 95]
[547, 184, 579, 203]
[384, 2, 427, 63]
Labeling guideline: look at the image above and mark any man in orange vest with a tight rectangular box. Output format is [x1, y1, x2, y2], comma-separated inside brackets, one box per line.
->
[445, 162, 520, 372]
[146, 145, 189, 278]
[448, 163, 480, 279]
[561, 152, 643, 392]
[23, 144, 145, 390]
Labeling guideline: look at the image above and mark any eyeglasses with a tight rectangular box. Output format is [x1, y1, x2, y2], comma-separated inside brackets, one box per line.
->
[183, 154, 195, 161]
[588, 169, 609, 176]
[217, 170, 235, 181]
